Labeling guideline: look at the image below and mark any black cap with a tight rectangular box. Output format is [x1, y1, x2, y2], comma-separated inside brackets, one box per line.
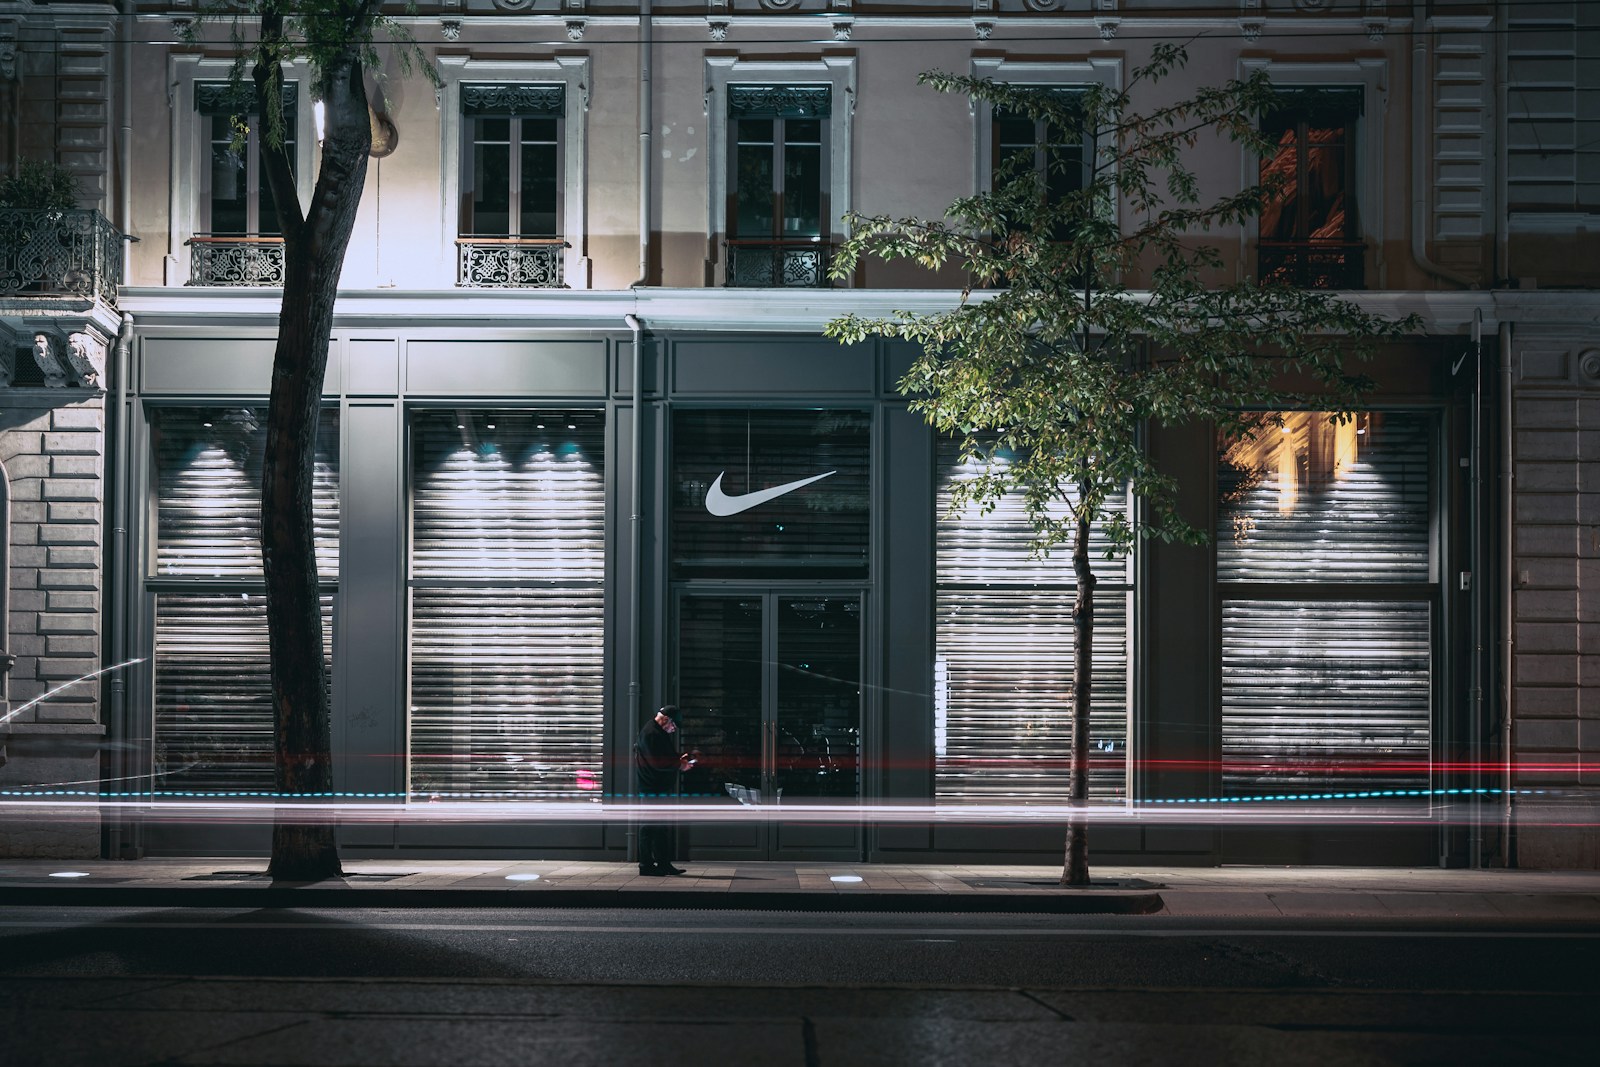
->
[657, 704, 681, 723]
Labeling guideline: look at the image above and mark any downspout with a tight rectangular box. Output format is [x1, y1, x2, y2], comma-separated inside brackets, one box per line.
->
[119, 5, 133, 279]
[635, 0, 652, 287]
[1499, 319, 1516, 865]
[1467, 308, 1484, 868]
[107, 312, 134, 859]
[624, 313, 644, 734]
[1411, 2, 1477, 289]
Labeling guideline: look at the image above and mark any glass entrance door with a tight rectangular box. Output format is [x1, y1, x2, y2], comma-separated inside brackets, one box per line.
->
[675, 590, 863, 859]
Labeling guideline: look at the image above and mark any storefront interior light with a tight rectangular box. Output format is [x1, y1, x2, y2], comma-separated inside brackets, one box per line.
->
[829, 874, 863, 883]
[313, 99, 326, 144]
[505, 873, 540, 882]
[49, 871, 91, 878]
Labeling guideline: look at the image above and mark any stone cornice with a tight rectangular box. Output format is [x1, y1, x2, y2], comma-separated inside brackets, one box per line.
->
[114, 286, 1600, 336]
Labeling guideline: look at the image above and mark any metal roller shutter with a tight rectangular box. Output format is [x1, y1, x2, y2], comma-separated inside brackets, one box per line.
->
[1216, 411, 1434, 799]
[153, 593, 333, 793]
[1221, 600, 1431, 795]
[408, 411, 606, 799]
[934, 443, 1130, 803]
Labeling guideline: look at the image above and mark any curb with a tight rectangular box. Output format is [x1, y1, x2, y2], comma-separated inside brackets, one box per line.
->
[0, 885, 1166, 914]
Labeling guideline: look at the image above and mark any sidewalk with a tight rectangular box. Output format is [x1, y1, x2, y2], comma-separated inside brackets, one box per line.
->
[3, 858, 1600, 920]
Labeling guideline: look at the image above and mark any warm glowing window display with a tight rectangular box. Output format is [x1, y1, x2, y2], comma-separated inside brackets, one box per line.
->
[1257, 87, 1363, 289]
[407, 410, 606, 799]
[1216, 412, 1433, 796]
[933, 442, 1130, 804]
[149, 407, 339, 791]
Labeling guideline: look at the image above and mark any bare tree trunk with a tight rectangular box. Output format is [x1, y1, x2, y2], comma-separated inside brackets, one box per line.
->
[257, 39, 372, 882]
[1061, 501, 1095, 887]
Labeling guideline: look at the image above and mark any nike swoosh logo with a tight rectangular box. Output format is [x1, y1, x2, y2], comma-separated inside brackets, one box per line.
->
[705, 470, 837, 516]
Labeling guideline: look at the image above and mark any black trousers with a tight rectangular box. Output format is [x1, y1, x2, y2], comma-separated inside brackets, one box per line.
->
[638, 821, 676, 870]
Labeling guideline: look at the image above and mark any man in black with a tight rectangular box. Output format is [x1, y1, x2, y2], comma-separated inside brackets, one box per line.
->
[634, 704, 691, 876]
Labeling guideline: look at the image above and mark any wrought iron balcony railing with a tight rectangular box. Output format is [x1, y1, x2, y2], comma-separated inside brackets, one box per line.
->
[1257, 240, 1365, 290]
[187, 235, 287, 286]
[457, 237, 566, 288]
[725, 239, 832, 288]
[0, 208, 123, 305]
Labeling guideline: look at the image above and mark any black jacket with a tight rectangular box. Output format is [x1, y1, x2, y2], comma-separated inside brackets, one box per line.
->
[634, 719, 681, 796]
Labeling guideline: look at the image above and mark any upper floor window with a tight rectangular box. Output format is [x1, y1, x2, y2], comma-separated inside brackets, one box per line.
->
[186, 80, 303, 286]
[705, 56, 855, 290]
[198, 81, 295, 238]
[726, 86, 831, 288]
[438, 58, 589, 289]
[990, 89, 1092, 249]
[1257, 87, 1364, 290]
[457, 83, 565, 288]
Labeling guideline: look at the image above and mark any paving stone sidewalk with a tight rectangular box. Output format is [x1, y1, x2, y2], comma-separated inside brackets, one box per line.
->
[2, 858, 1599, 920]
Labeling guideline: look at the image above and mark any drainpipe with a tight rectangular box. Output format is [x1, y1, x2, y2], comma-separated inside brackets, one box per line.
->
[106, 311, 134, 859]
[624, 314, 645, 732]
[624, 312, 645, 864]
[1499, 319, 1516, 866]
[1411, 2, 1477, 289]
[635, 0, 652, 286]
[1467, 309, 1484, 868]
[119, 6, 133, 279]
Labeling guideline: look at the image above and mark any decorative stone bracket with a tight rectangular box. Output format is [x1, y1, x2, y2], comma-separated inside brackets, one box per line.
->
[1, 318, 110, 389]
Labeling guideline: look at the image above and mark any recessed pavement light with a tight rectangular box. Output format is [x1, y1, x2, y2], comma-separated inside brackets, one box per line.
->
[49, 871, 91, 879]
[829, 875, 863, 884]
[505, 873, 541, 882]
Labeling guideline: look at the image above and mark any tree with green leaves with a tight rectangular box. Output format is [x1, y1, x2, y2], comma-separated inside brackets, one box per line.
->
[203, 2, 434, 880]
[826, 44, 1416, 886]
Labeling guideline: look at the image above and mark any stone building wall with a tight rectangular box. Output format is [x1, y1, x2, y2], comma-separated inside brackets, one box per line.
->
[0, 389, 105, 858]
[1511, 330, 1600, 869]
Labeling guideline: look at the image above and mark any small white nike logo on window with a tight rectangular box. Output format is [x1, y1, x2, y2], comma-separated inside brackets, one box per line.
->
[704, 470, 837, 516]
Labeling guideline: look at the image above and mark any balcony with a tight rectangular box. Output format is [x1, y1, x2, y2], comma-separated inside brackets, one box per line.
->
[0, 208, 123, 306]
[457, 238, 566, 288]
[1257, 241, 1365, 290]
[725, 239, 832, 288]
[187, 235, 286, 286]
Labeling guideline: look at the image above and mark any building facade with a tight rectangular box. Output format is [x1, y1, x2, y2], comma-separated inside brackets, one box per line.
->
[1, 0, 1596, 866]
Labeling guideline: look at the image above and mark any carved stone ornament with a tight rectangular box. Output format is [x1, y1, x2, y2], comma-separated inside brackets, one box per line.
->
[491, 0, 534, 11]
[1239, 18, 1264, 41]
[707, 20, 730, 42]
[1365, 20, 1387, 41]
[440, 18, 462, 42]
[31, 331, 71, 388]
[1023, 0, 1061, 10]
[1096, 18, 1120, 39]
[759, 0, 801, 9]
[832, 20, 853, 42]
[0, 323, 16, 387]
[973, 20, 994, 40]
[1580, 349, 1600, 384]
[1293, 0, 1330, 9]
[0, 22, 17, 83]
[66, 328, 108, 389]
[566, 19, 586, 41]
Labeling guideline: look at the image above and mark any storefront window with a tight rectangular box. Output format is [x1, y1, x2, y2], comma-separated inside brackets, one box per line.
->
[148, 407, 339, 791]
[1216, 411, 1433, 797]
[671, 409, 870, 577]
[408, 409, 606, 799]
[933, 443, 1130, 804]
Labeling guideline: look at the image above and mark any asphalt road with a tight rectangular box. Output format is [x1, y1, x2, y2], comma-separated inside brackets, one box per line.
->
[2, 906, 1595, 1065]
